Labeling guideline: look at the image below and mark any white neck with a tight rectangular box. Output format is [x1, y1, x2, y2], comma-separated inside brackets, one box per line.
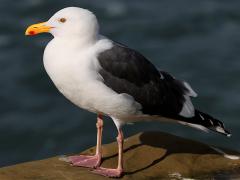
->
[52, 34, 98, 49]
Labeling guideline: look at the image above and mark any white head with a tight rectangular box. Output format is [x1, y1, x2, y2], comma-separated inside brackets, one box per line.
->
[26, 7, 99, 40]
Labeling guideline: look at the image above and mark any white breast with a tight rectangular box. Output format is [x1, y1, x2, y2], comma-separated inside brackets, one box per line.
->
[43, 37, 142, 118]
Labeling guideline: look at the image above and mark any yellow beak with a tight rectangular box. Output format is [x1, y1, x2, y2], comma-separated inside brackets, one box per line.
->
[25, 22, 52, 36]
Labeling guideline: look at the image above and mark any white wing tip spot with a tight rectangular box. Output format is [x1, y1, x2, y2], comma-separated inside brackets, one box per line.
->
[209, 119, 214, 125]
[215, 126, 225, 134]
[210, 146, 239, 160]
[199, 114, 204, 120]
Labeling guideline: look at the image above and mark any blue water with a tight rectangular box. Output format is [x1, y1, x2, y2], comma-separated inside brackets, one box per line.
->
[0, 0, 240, 167]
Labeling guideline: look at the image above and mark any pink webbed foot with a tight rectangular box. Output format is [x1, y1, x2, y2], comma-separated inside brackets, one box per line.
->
[92, 167, 123, 178]
[68, 154, 101, 168]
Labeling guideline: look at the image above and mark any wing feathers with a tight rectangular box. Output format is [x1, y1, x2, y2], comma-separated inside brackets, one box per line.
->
[179, 110, 231, 136]
[98, 43, 190, 117]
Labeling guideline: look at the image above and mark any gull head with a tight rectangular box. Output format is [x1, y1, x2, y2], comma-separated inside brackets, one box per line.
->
[25, 7, 99, 39]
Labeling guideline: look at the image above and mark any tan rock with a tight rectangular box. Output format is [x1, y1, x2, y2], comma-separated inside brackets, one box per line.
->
[0, 131, 240, 179]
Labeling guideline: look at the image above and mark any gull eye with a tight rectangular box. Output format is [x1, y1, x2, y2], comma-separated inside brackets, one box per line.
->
[59, 18, 66, 23]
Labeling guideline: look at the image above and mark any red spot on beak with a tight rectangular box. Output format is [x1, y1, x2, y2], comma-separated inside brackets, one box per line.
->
[29, 31, 35, 35]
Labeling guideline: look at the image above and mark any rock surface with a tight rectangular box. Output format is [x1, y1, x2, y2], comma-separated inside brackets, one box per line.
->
[0, 131, 240, 179]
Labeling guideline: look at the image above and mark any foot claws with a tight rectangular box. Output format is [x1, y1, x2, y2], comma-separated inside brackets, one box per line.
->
[92, 167, 123, 178]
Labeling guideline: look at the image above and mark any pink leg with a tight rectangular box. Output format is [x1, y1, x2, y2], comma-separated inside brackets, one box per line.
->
[93, 129, 124, 177]
[68, 114, 103, 168]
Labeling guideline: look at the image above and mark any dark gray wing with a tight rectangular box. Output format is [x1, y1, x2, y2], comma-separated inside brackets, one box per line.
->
[97, 42, 190, 118]
[97, 43, 231, 136]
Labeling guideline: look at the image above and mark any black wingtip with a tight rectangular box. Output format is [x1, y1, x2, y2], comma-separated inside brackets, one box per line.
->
[208, 125, 231, 137]
[225, 130, 232, 138]
[186, 110, 232, 137]
[221, 130, 231, 137]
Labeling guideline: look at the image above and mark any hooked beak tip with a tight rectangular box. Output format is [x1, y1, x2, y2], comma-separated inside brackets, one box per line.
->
[25, 22, 51, 36]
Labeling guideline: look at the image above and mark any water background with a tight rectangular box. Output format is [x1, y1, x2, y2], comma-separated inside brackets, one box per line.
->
[1, 0, 240, 167]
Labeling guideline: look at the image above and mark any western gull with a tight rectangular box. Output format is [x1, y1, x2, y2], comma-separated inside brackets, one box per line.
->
[25, 7, 231, 177]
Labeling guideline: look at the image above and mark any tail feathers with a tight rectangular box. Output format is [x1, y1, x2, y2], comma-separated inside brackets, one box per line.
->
[179, 110, 231, 137]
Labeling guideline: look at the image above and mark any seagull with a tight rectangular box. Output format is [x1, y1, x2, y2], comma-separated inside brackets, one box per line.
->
[25, 7, 231, 177]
